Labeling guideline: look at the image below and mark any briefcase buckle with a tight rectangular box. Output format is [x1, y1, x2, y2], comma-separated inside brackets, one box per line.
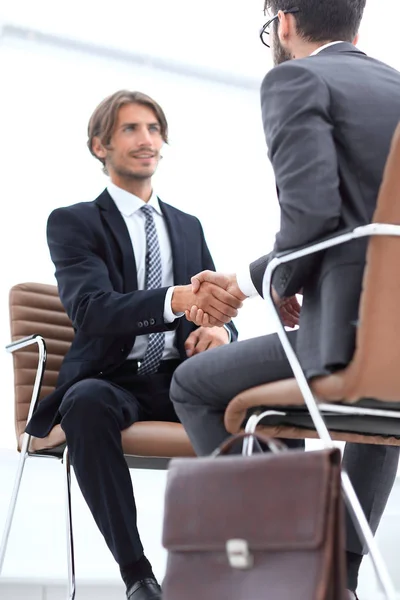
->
[226, 539, 254, 569]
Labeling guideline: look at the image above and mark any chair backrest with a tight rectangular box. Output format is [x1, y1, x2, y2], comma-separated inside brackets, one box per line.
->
[9, 282, 74, 442]
[343, 122, 400, 401]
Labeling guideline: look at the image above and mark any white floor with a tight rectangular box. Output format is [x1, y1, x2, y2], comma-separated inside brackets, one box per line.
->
[0, 446, 400, 600]
[0, 448, 166, 599]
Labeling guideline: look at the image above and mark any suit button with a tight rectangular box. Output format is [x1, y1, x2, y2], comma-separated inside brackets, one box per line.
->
[143, 320, 149, 327]
[150, 318, 155, 325]
[137, 322, 143, 328]
[120, 347, 125, 353]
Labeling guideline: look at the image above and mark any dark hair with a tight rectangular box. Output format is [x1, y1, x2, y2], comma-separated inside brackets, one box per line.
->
[87, 90, 168, 168]
[264, 0, 366, 43]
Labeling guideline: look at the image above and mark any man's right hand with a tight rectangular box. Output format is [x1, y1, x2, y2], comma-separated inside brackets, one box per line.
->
[181, 271, 247, 327]
[185, 270, 301, 329]
[171, 280, 243, 327]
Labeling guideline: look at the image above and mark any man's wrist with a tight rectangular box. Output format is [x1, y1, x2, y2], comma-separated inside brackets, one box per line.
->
[171, 285, 193, 314]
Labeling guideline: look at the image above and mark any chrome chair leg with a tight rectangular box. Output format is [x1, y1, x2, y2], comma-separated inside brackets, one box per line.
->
[259, 279, 398, 599]
[246, 407, 397, 599]
[63, 446, 76, 600]
[341, 470, 397, 600]
[0, 433, 31, 574]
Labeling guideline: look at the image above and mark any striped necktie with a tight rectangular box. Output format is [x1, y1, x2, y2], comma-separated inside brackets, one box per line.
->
[137, 204, 165, 374]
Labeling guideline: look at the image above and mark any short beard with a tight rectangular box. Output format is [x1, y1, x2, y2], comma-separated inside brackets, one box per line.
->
[272, 33, 292, 66]
[108, 155, 157, 182]
[114, 166, 153, 181]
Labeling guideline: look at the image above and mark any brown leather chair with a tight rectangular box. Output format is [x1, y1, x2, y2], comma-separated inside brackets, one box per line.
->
[0, 283, 194, 599]
[224, 123, 400, 599]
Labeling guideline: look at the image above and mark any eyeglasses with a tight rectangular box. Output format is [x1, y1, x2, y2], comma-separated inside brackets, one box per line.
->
[260, 7, 300, 48]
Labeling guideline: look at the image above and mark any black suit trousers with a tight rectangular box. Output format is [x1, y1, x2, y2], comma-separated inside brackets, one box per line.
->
[59, 359, 181, 567]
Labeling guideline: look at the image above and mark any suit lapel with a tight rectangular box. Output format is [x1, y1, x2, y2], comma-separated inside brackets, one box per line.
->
[95, 189, 138, 292]
[159, 199, 188, 285]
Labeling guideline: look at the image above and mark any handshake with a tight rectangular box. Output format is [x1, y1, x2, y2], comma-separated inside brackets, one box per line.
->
[171, 271, 246, 328]
[171, 270, 302, 329]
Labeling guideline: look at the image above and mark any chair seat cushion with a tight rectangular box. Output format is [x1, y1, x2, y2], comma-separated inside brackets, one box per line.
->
[224, 377, 400, 443]
[256, 404, 400, 440]
[22, 421, 195, 459]
[122, 421, 195, 458]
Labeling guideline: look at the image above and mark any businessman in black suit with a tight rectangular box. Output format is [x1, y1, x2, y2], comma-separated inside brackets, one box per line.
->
[170, 1, 400, 598]
[25, 90, 239, 600]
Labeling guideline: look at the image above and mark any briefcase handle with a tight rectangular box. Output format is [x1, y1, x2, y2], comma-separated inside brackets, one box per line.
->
[211, 432, 287, 457]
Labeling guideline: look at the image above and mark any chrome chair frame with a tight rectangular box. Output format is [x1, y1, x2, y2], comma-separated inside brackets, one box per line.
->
[0, 334, 171, 600]
[244, 223, 400, 600]
[0, 334, 77, 599]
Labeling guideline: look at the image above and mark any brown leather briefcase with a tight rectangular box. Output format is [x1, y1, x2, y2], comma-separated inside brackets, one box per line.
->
[162, 433, 346, 600]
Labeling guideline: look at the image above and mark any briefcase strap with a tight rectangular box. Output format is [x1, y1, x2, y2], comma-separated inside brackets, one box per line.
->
[211, 432, 287, 457]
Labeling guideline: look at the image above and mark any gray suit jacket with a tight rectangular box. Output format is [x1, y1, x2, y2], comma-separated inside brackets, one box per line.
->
[250, 43, 400, 377]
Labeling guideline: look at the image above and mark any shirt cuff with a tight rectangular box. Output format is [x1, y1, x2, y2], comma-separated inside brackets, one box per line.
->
[164, 286, 184, 323]
[236, 267, 259, 298]
[223, 325, 232, 343]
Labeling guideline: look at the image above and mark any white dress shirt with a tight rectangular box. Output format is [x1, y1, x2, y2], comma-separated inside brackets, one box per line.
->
[107, 182, 180, 360]
[237, 41, 346, 299]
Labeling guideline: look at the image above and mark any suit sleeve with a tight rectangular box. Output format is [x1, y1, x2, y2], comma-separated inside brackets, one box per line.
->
[199, 222, 238, 342]
[250, 63, 342, 297]
[47, 208, 177, 336]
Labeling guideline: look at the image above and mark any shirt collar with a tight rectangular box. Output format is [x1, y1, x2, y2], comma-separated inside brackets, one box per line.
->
[107, 181, 162, 217]
[310, 41, 346, 56]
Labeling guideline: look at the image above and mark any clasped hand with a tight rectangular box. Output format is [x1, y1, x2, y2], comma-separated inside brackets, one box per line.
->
[185, 271, 245, 327]
[171, 272, 244, 327]
[184, 270, 301, 329]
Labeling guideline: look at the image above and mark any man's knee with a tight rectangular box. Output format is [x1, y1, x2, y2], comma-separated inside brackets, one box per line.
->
[171, 352, 232, 411]
[170, 360, 201, 406]
[59, 378, 115, 425]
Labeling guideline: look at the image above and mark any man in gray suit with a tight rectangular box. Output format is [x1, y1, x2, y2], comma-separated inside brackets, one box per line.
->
[170, 1, 400, 597]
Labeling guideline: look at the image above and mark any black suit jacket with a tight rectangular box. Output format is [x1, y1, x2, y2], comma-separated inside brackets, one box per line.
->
[250, 43, 400, 377]
[26, 189, 238, 437]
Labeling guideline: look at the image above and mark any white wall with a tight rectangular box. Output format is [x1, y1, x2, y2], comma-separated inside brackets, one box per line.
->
[0, 0, 399, 448]
[0, 23, 278, 451]
[1, 1, 400, 598]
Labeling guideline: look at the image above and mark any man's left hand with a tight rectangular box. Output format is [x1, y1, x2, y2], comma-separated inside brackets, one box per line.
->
[272, 287, 301, 328]
[184, 326, 230, 357]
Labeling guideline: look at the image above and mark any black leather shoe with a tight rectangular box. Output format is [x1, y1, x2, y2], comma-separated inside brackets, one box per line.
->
[127, 578, 162, 600]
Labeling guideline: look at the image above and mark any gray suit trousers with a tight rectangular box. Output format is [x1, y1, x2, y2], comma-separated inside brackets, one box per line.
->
[170, 331, 400, 555]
